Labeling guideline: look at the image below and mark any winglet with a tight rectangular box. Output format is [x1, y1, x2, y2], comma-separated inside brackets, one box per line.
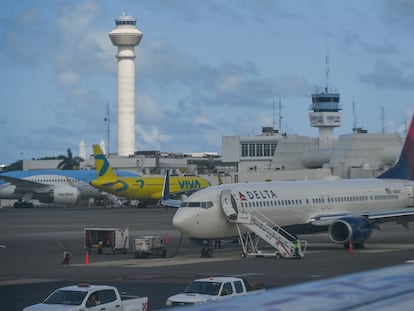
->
[161, 171, 181, 208]
[92, 144, 118, 180]
[378, 116, 414, 180]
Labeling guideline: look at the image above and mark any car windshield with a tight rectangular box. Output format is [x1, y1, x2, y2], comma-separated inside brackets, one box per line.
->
[43, 290, 87, 305]
[184, 281, 222, 295]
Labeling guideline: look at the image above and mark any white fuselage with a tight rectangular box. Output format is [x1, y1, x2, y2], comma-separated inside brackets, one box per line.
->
[0, 174, 102, 200]
[172, 178, 414, 239]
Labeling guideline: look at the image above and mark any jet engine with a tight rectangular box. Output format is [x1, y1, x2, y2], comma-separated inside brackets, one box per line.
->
[328, 217, 372, 247]
[36, 186, 81, 205]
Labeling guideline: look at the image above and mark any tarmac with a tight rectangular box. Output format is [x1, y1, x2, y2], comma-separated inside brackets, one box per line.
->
[1, 205, 413, 310]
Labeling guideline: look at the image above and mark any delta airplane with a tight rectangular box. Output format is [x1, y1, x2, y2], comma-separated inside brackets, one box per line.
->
[90, 144, 211, 208]
[0, 169, 139, 208]
[164, 116, 414, 256]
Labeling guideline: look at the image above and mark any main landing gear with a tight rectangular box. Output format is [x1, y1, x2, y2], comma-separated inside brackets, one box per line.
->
[201, 247, 213, 257]
[200, 240, 214, 257]
[13, 201, 34, 208]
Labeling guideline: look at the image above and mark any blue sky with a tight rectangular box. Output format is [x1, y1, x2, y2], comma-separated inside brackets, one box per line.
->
[1, 0, 413, 165]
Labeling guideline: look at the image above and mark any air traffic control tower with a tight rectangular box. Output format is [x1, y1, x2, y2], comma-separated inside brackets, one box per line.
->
[309, 87, 342, 147]
[109, 14, 143, 157]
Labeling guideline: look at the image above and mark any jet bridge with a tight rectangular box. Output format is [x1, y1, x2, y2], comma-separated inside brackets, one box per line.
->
[220, 189, 307, 259]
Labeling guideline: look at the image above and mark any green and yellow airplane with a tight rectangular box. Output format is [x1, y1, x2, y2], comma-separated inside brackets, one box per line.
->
[90, 145, 211, 207]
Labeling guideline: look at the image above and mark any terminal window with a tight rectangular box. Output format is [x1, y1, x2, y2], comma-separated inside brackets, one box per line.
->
[241, 143, 277, 158]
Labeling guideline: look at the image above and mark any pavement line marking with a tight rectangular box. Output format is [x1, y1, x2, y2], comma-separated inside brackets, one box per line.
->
[0, 278, 58, 286]
[70, 243, 414, 267]
[73, 256, 237, 267]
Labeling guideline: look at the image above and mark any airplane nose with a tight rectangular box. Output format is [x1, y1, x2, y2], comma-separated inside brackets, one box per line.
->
[172, 208, 195, 236]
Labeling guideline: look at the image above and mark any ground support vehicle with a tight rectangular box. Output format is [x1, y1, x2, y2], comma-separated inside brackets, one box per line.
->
[165, 276, 264, 306]
[22, 284, 148, 311]
[133, 235, 167, 258]
[84, 227, 129, 254]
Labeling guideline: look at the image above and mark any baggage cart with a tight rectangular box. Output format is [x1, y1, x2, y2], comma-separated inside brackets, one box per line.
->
[133, 235, 167, 258]
[84, 227, 129, 254]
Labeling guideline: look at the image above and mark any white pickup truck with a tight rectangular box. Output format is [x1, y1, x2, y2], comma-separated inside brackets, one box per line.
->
[165, 276, 264, 307]
[22, 284, 148, 311]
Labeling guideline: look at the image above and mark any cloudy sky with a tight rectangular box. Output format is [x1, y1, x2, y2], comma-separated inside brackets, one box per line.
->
[1, 0, 413, 165]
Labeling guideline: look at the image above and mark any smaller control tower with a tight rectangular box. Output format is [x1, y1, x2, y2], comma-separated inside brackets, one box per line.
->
[309, 87, 342, 147]
[309, 54, 342, 147]
[109, 14, 143, 157]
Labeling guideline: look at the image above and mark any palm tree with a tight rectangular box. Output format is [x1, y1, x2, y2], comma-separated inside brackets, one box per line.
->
[57, 148, 83, 170]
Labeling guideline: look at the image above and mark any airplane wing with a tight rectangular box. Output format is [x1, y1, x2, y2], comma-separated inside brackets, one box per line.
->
[166, 263, 414, 311]
[0, 175, 51, 192]
[310, 207, 414, 227]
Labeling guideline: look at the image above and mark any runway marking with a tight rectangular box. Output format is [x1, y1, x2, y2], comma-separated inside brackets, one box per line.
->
[303, 243, 414, 254]
[0, 278, 57, 286]
[70, 243, 414, 268]
[73, 255, 237, 268]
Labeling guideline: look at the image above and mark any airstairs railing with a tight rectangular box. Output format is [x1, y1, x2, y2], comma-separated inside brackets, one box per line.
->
[232, 207, 306, 259]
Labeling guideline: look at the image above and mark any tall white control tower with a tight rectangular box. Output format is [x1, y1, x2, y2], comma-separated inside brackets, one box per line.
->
[109, 14, 143, 156]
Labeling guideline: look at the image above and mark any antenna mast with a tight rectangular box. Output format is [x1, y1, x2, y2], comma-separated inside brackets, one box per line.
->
[105, 103, 110, 157]
[278, 97, 283, 132]
[325, 47, 330, 92]
[352, 98, 357, 132]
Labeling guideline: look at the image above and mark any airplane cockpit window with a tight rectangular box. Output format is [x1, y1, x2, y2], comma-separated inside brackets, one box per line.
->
[181, 201, 213, 209]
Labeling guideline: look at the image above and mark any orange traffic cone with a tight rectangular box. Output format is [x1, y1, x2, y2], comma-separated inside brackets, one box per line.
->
[165, 232, 170, 246]
[85, 250, 90, 265]
[349, 241, 353, 254]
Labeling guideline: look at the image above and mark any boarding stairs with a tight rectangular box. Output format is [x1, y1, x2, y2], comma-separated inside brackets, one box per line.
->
[233, 208, 306, 259]
[220, 189, 306, 259]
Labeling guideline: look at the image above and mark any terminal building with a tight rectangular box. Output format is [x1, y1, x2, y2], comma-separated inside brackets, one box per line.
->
[221, 87, 402, 183]
[21, 88, 403, 185]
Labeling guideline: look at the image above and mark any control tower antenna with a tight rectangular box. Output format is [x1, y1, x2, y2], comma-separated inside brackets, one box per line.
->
[109, 14, 143, 157]
[325, 47, 330, 92]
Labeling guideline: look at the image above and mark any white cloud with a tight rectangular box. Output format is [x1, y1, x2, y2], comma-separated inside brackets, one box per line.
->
[359, 58, 414, 90]
[136, 94, 166, 122]
[58, 71, 80, 86]
[135, 124, 170, 150]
